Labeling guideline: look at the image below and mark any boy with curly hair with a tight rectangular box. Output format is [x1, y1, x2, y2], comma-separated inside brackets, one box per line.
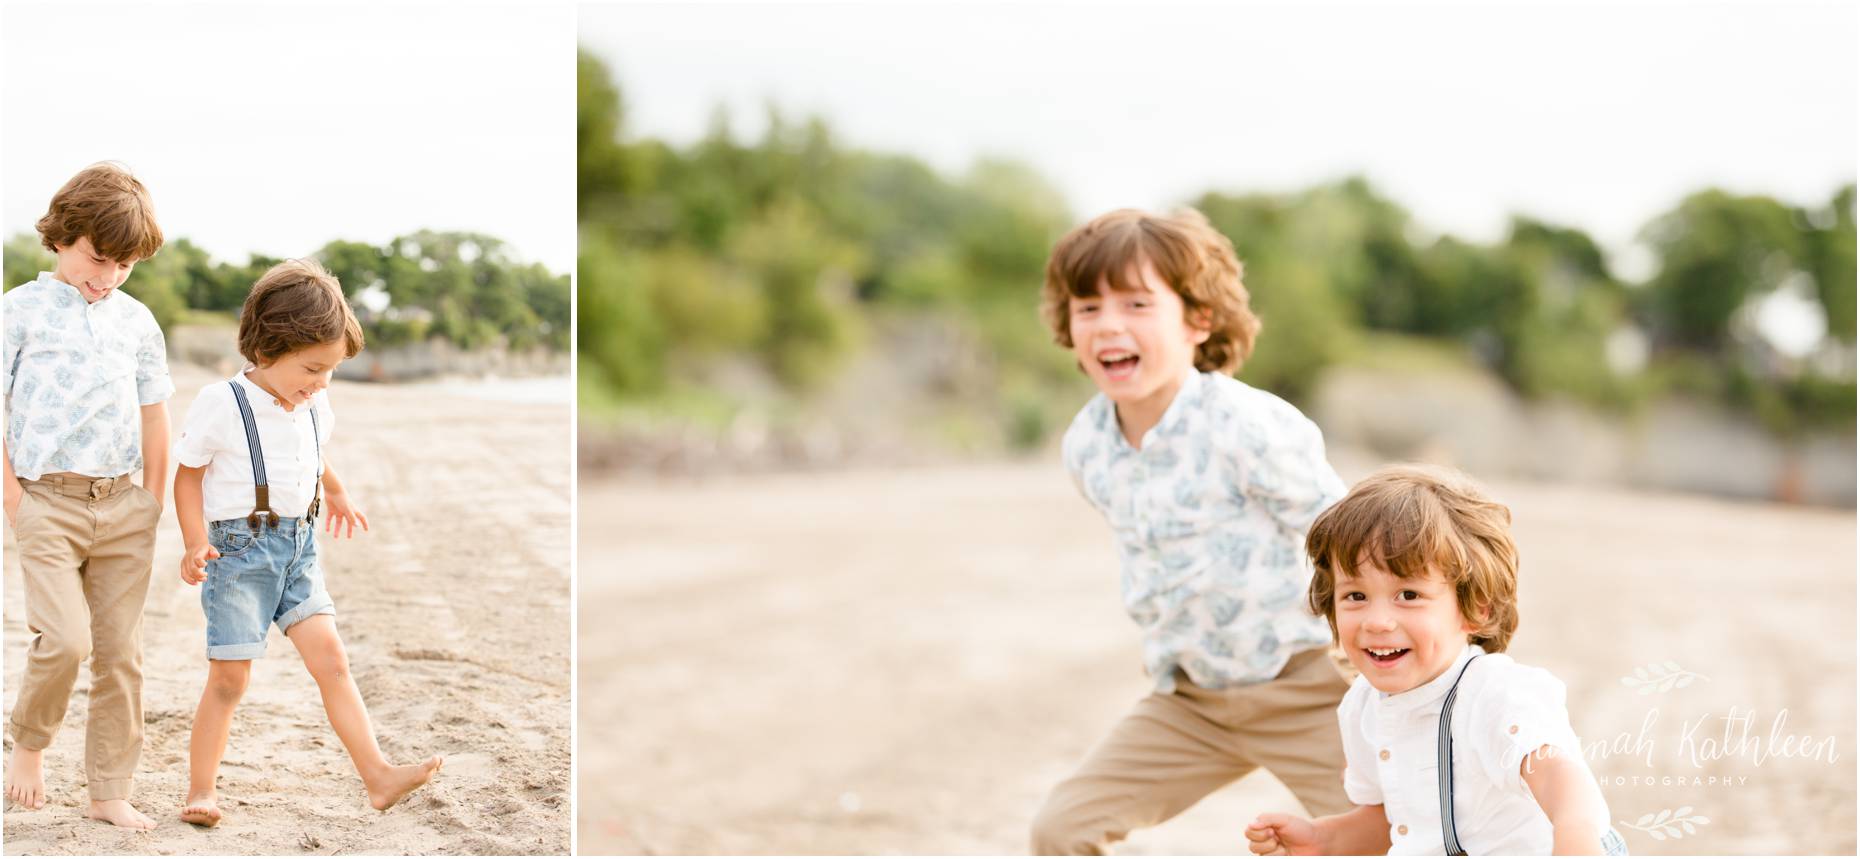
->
[1031, 208, 1353, 854]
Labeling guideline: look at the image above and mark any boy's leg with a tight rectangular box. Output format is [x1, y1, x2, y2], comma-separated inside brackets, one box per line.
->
[284, 615, 441, 810]
[78, 483, 159, 829]
[1030, 679, 1252, 855]
[7, 485, 96, 810]
[182, 659, 251, 827]
[1226, 648, 1354, 818]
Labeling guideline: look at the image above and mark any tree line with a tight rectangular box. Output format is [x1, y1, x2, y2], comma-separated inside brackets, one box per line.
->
[584, 48, 1852, 440]
[5, 229, 571, 353]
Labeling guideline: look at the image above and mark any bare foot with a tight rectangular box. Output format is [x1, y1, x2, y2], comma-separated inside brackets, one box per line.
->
[86, 798, 157, 830]
[5, 745, 45, 810]
[364, 755, 442, 811]
[180, 791, 222, 827]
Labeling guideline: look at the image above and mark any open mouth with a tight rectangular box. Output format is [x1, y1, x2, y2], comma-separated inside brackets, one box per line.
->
[1363, 646, 1410, 667]
[1097, 350, 1140, 381]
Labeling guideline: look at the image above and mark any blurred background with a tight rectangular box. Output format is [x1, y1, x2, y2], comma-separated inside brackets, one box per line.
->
[578, 1, 1855, 855]
[3, 3, 572, 853]
[580, 2, 1853, 504]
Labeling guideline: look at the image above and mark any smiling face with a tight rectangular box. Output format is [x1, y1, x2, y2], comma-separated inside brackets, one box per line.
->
[1067, 259, 1210, 414]
[52, 236, 137, 303]
[1335, 558, 1478, 694]
[248, 340, 348, 409]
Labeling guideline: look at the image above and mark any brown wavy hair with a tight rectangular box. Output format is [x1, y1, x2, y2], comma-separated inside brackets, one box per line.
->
[1305, 464, 1521, 653]
[238, 259, 365, 365]
[1041, 208, 1261, 374]
[36, 162, 164, 262]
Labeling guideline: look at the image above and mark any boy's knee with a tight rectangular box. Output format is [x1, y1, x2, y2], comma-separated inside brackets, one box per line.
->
[304, 644, 350, 682]
[206, 662, 251, 701]
[1029, 797, 1107, 856]
[34, 630, 91, 672]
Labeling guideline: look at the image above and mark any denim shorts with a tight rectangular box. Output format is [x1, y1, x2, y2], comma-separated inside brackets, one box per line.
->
[201, 517, 335, 660]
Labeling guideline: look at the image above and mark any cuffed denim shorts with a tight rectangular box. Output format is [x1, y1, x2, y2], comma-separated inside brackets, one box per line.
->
[201, 517, 335, 660]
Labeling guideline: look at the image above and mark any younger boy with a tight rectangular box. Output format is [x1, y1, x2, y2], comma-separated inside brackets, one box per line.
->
[3, 162, 171, 829]
[1245, 464, 1620, 855]
[172, 259, 440, 826]
[1031, 209, 1353, 854]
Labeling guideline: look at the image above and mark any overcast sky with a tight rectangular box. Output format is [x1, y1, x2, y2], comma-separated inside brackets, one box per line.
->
[583, 1, 1855, 282]
[3, 2, 574, 274]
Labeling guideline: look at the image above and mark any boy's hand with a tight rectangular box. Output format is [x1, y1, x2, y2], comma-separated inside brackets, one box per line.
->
[1247, 813, 1322, 856]
[323, 489, 369, 539]
[181, 543, 219, 585]
[4, 483, 21, 526]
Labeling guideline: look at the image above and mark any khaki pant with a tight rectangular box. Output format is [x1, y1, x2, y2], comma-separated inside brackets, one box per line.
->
[1030, 647, 1356, 855]
[7, 473, 160, 802]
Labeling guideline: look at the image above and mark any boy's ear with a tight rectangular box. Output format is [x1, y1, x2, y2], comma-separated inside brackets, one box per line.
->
[1462, 600, 1491, 634]
[1187, 308, 1214, 344]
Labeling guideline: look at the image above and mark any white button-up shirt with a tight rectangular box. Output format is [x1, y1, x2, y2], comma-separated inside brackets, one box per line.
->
[1339, 643, 1611, 855]
[175, 374, 333, 523]
[2, 272, 175, 480]
[1062, 369, 1346, 692]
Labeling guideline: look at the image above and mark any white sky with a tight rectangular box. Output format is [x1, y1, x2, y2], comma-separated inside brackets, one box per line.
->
[582, 1, 1856, 283]
[3, 2, 575, 274]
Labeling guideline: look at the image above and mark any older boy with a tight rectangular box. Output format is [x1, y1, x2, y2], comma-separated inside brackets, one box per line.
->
[3, 162, 173, 829]
[1031, 209, 1352, 854]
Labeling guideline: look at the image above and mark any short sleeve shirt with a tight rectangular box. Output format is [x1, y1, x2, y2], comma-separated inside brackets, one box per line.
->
[2, 272, 174, 480]
[1337, 643, 1610, 855]
[1061, 369, 1347, 691]
[175, 373, 333, 523]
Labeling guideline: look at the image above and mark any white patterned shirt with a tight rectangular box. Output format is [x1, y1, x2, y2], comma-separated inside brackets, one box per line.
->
[1062, 369, 1346, 692]
[2, 272, 175, 480]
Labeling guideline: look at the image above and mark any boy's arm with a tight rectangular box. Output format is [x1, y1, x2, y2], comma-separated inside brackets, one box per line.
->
[174, 464, 215, 584]
[1314, 803, 1392, 855]
[174, 464, 209, 550]
[319, 459, 369, 538]
[3, 441, 19, 523]
[1247, 804, 1390, 855]
[141, 401, 170, 505]
[1521, 745, 1608, 855]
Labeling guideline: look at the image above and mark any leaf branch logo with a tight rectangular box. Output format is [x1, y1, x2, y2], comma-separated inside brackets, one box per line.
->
[1619, 806, 1710, 841]
[1619, 661, 1709, 695]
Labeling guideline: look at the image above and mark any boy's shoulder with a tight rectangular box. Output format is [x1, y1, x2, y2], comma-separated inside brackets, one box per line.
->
[1460, 652, 1569, 711]
[189, 378, 240, 412]
[1060, 392, 1114, 465]
[1199, 372, 1314, 429]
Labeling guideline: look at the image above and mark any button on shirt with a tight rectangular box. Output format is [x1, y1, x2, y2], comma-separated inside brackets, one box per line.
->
[1061, 369, 1346, 692]
[175, 374, 333, 523]
[2, 272, 175, 480]
[1339, 643, 1610, 855]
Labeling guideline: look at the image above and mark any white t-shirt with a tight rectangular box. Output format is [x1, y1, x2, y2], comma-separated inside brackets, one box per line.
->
[1338, 643, 1611, 855]
[175, 373, 333, 523]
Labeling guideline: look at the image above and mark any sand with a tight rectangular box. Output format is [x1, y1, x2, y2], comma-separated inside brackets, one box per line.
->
[577, 455, 1855, 855]
[3, 366, 571, 855]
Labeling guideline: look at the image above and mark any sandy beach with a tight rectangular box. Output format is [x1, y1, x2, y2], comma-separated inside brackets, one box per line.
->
[577, 455, 1855, 855]
[3, 366, 572, 855]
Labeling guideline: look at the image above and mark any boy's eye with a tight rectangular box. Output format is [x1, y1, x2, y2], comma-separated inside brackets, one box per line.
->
[1341, 591, 1365, 602]
[1398, 590, 1420, 601]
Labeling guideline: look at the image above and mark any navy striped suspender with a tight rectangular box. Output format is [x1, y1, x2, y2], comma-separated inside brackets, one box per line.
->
[1438, 654, 1482, 856]
[228, 380, 323, 527]
[228, 381, 279, 529]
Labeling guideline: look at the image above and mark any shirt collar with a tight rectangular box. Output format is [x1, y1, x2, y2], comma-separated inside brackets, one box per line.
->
[1099, 366, 1204, 449]
[1375, 642, 1487, 715]
[234, 370, 295, 413]
[1150, 367, 1203, 439]
[36, 271, 107, 306]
